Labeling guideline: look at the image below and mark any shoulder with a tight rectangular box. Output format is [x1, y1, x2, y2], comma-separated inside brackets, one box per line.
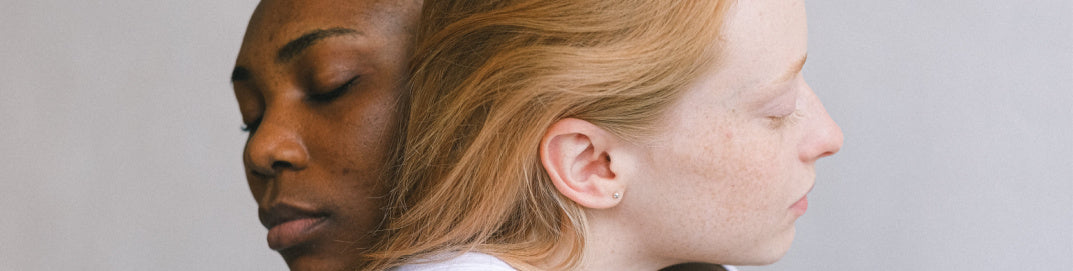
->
[390, 252, 516, 271]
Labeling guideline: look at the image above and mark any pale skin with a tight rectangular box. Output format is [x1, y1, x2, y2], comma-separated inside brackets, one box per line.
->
[539, 0, 843, 270]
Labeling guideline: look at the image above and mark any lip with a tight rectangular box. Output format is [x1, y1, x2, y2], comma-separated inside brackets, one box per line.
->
[789, 184, 814, 216]
[790, 195, 808, 215]
[259, 203, 330, 251]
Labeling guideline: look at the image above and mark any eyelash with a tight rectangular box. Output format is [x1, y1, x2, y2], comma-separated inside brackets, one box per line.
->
[241, 116, 262, 133]
[241, 76, 359, 133]
[308, 75, 360, 103]
[768, 109, 804, 128]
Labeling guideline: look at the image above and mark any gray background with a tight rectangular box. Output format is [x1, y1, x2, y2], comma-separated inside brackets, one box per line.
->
[1, 1, 1069, 270]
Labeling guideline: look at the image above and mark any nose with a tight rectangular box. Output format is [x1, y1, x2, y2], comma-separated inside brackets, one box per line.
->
[799, 89, 844, 163]
[244, 115, 310, 177]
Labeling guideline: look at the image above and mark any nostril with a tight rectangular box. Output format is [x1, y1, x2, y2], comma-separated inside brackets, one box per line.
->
[816, 149, 837, 160]
[271, 161, 294, 169]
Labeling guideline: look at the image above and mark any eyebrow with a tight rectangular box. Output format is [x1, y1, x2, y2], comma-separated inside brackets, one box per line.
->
[276, 27, 361, 63]
[230, 28, 361, 83]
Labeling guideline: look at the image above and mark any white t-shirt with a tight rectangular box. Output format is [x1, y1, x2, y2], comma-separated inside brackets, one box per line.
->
[390, 252, 516, 271]
[388, 251, 741, 271]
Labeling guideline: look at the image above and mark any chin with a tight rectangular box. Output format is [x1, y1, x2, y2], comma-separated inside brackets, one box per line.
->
[726, 227, 796, 266]
[726, 250, 790, 267]
[279, 240, 363, 271]
[757, 226, 797, 265]
[752, 250, 790, 266]
[283, 254, 352, 271]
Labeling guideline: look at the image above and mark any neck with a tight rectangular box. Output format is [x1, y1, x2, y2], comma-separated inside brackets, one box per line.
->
[538, 208, 676, 271]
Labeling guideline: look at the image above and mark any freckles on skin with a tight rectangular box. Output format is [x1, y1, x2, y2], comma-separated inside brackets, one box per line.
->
[619, 0, 812, 264]
[336, 78, 399, 179]
[664, 98, 789, 213]
[340, 168, 355, 176]
[326, 111, 393, 179]
[233, 1, 421, 269]
[715, 123, 784, 204]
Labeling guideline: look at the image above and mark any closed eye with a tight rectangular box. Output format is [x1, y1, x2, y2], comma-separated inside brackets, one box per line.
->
[768, 109, 804, 129]
[241, 116, 263, 133]
[308, 75, 360, 103]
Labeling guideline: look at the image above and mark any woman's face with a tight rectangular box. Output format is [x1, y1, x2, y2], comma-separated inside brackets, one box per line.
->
[627, 0, 842, 265]
[231, 0, 417, 270]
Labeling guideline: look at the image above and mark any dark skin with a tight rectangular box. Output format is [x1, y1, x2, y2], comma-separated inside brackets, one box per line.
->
[231, 0, 419, 270]
[232, 1, 731, 270]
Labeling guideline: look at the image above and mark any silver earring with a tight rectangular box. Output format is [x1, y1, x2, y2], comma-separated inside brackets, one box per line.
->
[612, 192, 621, 199]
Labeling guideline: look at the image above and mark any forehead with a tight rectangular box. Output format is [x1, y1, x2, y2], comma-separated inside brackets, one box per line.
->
[713, 0, 807, 93]
[239, 0, 406, 53]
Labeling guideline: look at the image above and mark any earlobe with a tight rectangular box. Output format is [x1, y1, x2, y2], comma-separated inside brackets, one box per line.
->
[540, 118, 627, 209]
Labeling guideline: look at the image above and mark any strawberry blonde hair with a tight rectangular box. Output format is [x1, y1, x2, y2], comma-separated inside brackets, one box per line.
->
[365, 0, 733, 269]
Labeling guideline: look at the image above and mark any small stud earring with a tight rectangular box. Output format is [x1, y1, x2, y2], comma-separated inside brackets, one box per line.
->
[612, 192, 621, 199]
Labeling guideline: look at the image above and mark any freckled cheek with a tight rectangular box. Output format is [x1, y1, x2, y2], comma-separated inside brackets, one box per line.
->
[326, 94, 400, 180]
[723, 137, 789, 207]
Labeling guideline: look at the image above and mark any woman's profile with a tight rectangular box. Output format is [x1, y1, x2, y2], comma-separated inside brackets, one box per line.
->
[230, 0, 419, 270]
[366, 0, 843, 270]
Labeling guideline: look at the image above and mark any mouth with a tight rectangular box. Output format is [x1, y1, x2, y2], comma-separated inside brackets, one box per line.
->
[789, 184, 814, 216]
[790, 194, 808, 215]
[259, 204, 330, 251]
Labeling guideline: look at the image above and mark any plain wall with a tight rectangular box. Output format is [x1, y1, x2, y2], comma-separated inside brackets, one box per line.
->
[1, 1, 1070, 270]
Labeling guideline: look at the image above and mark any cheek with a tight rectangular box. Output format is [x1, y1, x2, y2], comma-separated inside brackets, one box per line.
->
[698, 132, 797, 251]
[308, 89, 400, 232]
[332, 109, 394, 164]
[642, 122, 793, 251]
[314, 79, 401, 175]
[667, 120, 783, 186]
[673, 119, 796, 221]
[710, 134, 787, 212]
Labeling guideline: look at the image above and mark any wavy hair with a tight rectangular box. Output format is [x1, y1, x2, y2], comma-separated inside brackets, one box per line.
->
[364, 0, 733, 269]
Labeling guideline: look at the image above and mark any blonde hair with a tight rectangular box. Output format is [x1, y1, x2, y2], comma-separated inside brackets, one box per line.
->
[364, 0, 732, 269]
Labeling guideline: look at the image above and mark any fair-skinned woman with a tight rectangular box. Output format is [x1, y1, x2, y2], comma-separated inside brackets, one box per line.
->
[230, 0, 419, 270]
[366, 0, 843, 270]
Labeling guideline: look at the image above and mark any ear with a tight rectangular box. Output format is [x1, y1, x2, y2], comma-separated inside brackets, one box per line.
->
[540, 118, 629, 209]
